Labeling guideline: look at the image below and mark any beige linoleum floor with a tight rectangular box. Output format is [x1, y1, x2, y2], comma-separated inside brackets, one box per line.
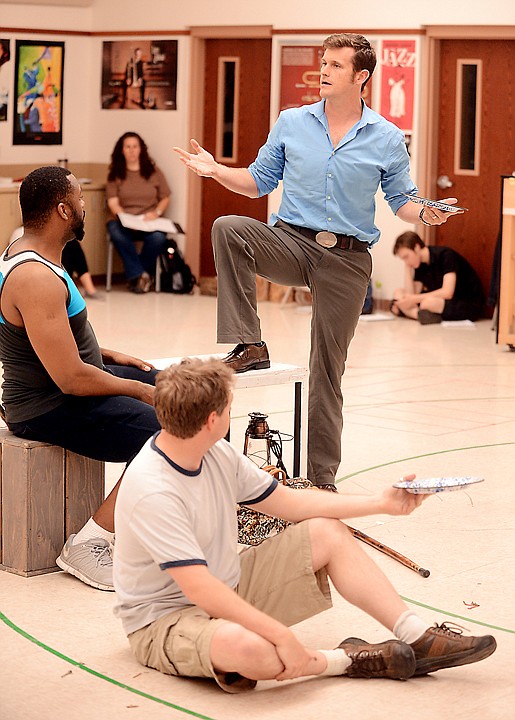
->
[1, 287, 514, 720]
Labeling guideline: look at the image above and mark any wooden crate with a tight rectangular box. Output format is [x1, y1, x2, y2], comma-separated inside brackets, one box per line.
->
[0, 430, 105, 577]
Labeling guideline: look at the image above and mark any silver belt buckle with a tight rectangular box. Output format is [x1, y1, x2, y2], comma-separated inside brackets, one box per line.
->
[315, 231, 338, 249]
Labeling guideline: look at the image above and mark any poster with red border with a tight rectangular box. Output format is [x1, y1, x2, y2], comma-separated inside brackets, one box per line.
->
[380, 39, 416, 132]
[279, 45, 323, 111]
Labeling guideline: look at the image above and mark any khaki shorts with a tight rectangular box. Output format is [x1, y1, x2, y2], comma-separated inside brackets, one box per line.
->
[128, 520, 332, 692]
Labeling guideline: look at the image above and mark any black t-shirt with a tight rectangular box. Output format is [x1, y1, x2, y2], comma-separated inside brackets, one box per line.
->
[414, 246, 485, 304]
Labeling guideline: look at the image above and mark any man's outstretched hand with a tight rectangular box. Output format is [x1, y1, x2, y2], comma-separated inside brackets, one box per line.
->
[173, 139, 218, 177]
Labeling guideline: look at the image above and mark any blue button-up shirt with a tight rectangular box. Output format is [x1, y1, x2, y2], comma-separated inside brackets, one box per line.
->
[248, 100, 417, 246]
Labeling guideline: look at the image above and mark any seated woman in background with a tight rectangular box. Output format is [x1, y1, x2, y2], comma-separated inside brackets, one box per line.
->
[106, 132, 170, 293]
[391, 231, 485, 324]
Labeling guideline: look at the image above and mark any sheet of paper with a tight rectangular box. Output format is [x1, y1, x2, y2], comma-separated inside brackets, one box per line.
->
[358, 313, 396, 322]
[441, 320, 475, 328]
[118, 213, 177, 234]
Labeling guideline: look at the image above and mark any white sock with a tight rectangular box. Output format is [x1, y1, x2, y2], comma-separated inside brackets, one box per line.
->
[73, 517, 115, 546]
[318, 649, 352, 676]
[393, 610, 428, 644]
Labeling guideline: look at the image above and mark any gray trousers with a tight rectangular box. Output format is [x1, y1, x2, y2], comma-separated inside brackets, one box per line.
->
[212, 215, 372, 485]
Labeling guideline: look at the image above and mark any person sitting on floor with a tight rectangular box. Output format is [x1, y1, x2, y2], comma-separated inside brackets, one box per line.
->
[391, 231, 485, 324]
[113, 357, 496, 692]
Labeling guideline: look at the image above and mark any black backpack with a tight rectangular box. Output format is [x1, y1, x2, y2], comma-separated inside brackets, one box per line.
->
[159, 239, 196, 294]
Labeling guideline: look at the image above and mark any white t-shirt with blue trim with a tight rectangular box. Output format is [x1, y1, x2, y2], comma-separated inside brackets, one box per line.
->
[113, 434, 277, 635]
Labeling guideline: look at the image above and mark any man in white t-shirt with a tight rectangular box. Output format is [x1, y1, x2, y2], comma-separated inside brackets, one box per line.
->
[113, 358, 496, 692]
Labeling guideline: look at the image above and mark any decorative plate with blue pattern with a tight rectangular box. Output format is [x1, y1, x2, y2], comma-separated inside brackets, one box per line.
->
[393, 476, 485, 494]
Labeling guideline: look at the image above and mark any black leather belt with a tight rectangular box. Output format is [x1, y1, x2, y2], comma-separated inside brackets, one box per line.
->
[285, 222, 369, 252]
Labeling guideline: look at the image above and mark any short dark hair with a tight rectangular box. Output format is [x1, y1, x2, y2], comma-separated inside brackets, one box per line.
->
[155, 358, 234, 439]
[323, 33, 376, 89]
[393, 231, 426, 255]
[19, 166, 73, 230]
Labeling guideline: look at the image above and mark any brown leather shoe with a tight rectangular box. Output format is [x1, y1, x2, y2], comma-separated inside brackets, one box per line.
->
[222, 343, 270, 373]
[338, 637, 415, 680]
[410, 622, 497, 675]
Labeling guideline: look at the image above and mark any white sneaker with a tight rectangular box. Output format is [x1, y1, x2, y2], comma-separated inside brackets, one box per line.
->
[56, 535, 114, 591]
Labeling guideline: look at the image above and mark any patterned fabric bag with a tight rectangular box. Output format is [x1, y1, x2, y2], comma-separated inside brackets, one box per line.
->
[237, 465, 314, 546]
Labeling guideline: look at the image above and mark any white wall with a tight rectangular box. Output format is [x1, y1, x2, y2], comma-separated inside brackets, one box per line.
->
[88, 0, 515, 31]
[87, 35, 190, 232]
[2, 0, 515, 292]
[0, 27, 190, 236]
[0, 33, 92, 167]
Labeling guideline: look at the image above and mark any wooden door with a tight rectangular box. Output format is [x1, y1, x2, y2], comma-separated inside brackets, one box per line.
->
[435, 40, 515, 297]
[200, 38, 272, 277]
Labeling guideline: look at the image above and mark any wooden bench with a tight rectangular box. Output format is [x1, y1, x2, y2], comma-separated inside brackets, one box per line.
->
[0, 428, 105, 577]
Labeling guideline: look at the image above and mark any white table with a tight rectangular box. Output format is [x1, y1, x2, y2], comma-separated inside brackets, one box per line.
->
[151, 357, 308, 476]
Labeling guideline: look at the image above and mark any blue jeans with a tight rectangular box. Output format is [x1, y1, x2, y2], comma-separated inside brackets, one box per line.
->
[9, 365, 160, 464]
[107, 219, 167, 282]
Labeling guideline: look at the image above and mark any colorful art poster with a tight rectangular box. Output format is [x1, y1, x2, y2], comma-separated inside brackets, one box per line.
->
[13, 40, 64, 145]
[0, 39, 10, 122]
[380, 39, 416, 132]
[101, 40, 178, 110]
[279, 43, 374, 113]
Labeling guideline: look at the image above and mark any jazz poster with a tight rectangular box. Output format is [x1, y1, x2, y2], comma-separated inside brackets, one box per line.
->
[380, 39, 416, 133]
[13, 40, 64, 145]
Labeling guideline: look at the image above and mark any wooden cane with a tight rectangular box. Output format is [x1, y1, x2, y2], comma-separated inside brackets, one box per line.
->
[348, 525, 430, 578]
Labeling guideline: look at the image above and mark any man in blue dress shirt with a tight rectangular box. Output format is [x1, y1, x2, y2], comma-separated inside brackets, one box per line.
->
[174, 33, 460, 490]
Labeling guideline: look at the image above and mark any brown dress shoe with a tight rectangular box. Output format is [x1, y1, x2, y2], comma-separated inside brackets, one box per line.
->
[338, 637, 416, 680]
[223, 343, 270, 373]
[410, 622, 497, 675]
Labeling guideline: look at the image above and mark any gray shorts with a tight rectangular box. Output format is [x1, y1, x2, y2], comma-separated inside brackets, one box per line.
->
[128, 520, 332, 692]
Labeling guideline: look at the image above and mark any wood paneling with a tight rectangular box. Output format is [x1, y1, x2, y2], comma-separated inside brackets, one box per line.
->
[200, 38, 271, 277]
[0, 431, 105, 577]
[435, 40, 515, 298]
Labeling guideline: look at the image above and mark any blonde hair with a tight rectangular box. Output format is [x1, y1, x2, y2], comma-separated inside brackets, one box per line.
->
[155, 358, 234, 439]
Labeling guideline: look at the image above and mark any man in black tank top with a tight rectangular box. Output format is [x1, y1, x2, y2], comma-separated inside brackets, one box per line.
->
[0, 166, 160, 591]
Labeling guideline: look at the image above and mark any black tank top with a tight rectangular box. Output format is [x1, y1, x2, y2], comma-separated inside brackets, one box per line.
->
[0, 245, 103, 423]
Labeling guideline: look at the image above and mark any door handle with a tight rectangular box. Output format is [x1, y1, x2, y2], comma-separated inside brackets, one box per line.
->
[437, 175, 453, 190]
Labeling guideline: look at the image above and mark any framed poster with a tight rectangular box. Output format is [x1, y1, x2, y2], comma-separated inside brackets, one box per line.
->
[0, 39, 10, 122]
[13, 40, 65, 145]
[101, 40, 178, 110]
[279, 45, 324, 111]
[380, 39, 416, 132]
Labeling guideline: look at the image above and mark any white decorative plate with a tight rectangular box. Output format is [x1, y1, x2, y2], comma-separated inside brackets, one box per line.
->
[393, 476, 485, 494]
[400, 193, 468, 213]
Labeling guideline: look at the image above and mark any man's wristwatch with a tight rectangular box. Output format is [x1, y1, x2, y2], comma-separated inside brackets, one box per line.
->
[419, 207, 432, 227]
